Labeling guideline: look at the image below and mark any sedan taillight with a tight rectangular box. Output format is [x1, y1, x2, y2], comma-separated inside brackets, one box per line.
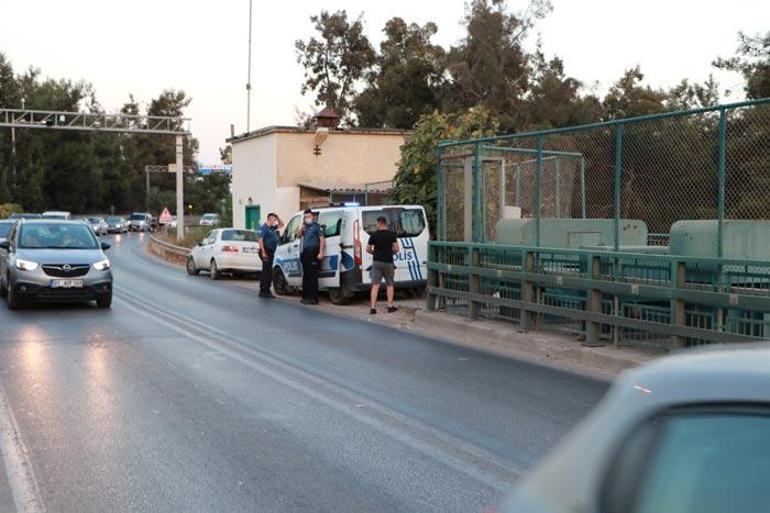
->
[220, 245, 239, 253]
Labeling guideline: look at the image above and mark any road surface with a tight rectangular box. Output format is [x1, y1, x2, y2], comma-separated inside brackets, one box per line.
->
[0, 233, 608, 513]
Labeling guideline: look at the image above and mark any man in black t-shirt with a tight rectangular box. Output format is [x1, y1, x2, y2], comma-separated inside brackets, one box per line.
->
[366, 216, 400, 315]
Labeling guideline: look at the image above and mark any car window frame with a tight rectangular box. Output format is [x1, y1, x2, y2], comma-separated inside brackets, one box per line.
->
[600, 403, 770, 513]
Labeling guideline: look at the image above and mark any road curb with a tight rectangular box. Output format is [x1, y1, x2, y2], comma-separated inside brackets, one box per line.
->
[413, 310, 658, 380]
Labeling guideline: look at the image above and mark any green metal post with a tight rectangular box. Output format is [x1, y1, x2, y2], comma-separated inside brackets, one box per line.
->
[555, 159, 561, 217]
[473, 142, 482, 242]
[435, 146, 444, 240]
[535, 138, 543, 247]
[364, 184, 368, 207]
[580, 157, 586, 218]
[515, 163, 521, 206]
[717, 109, 727, 259]
[614, 125, 623, 251]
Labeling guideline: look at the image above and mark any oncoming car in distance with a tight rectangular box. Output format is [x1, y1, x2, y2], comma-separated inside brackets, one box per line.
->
[0, 219, 113, 309]
[128, 212, 152, 232]
[106, 215, 129, 233]
[186, 228, 261, 280]
[88, 216, 108, 236]
[199, 213, 220, 226]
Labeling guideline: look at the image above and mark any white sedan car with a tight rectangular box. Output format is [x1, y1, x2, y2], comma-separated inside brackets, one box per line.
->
[186, 228, 262, 280]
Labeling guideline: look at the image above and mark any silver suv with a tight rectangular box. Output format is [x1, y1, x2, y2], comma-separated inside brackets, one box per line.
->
[128, 212, 152, 232]
[0, 220, 113, 309]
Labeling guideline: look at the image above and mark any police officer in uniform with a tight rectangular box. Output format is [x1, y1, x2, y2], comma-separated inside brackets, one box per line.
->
[258, 212, 283, 298]
[298, 208, 324, 304]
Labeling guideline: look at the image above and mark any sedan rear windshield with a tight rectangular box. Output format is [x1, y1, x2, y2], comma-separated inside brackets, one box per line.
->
[19, 224, 99, 249]
[221, 230, 259, 242]
[130, 214, 147, 220]
[362, 208, 426, 237]
[106, 216, 122, 223]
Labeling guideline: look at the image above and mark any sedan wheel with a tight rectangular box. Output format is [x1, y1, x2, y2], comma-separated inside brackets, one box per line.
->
[186, 256, 199, 276]
[209, 259, 220, 280]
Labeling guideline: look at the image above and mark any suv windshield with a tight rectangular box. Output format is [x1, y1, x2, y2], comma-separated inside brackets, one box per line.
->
[202, 214, 218, 220]
[106, 216, 122, 223]
[130, 214, 146, 221]
[0, 223, 12, 237]
[19, 223, 99, 249]
[362, 208, 426, 237]
[88, 217, 102, 223]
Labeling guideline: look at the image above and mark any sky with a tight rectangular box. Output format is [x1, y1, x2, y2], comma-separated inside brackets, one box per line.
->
[0, 0, 767, 163]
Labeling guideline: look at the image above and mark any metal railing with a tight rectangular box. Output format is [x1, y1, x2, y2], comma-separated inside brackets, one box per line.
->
[427, 241, 770, 348]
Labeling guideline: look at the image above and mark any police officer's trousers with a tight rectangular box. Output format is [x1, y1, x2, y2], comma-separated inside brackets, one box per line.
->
[301, 247, 320, 302]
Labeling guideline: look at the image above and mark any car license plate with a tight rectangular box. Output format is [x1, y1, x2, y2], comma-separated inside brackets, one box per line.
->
[51, 279, 84, 288]
[242, 247, 258, 253]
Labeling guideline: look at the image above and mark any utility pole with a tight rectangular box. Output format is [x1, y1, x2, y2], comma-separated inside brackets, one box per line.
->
[246, 0, 253, 132]
[176, 134, 184, 240]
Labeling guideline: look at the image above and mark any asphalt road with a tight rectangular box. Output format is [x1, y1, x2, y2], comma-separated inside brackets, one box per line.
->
[0, 233, 608, 513]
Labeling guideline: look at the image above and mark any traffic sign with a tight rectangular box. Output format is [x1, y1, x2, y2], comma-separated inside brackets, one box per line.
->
[159, 207, 173, 223]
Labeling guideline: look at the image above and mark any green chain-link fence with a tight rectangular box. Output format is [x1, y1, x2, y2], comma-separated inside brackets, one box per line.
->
[430, 98, 770, 349]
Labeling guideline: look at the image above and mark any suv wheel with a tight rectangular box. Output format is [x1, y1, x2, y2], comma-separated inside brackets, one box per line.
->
[96, 293, 112, 309]
[7, 282, 20, 310]
[210, 259, 220, 280]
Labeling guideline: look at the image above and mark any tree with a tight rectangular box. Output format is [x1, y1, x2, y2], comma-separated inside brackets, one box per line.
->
[443, 0, 552, 131]
[219, 144, 232, 165]
[714, 31, 770, 99]
[390, 108, 499, 234]
[521, 48, 602, 129]
[353, 18, 446, 129]
[295, 10, 376, 120]
[602, 67, 668, 119]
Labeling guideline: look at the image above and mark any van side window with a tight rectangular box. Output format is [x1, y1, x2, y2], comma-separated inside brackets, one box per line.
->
[319, 211, 343, 237]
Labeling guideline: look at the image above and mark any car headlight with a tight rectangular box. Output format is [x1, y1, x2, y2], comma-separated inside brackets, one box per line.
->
[15, 259, 39, 271]
[92, 259, 111, 271]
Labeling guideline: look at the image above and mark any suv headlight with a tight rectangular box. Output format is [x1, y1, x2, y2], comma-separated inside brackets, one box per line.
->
[15, 259, 39, 271]
[92, 259, 111, 271]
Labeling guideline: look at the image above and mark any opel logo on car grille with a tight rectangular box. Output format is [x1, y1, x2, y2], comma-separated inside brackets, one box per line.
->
[62, 264, 72, 272]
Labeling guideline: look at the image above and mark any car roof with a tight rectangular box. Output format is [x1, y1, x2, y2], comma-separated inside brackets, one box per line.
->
[18, 219, 89, 225]
[622, 344, 770, 404]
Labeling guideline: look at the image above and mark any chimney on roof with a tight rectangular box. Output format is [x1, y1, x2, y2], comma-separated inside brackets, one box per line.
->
[313, 107, 341, 129]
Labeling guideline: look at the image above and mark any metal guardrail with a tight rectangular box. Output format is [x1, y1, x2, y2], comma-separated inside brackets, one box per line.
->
[149, 235, 190, 258]
[427, 241, 770, 349]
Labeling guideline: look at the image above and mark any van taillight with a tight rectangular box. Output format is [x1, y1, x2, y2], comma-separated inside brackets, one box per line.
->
[353, 219, 362, 266]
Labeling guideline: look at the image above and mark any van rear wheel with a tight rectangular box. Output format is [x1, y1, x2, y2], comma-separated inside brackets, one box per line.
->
[328, 282, 353, 305]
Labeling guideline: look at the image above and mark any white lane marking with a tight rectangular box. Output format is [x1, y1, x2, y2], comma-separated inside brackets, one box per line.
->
[115, 293, 521, 491]
[0, 374, 45, 513]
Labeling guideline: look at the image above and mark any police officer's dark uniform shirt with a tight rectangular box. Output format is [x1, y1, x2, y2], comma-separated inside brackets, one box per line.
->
[301, 221, 324, 250]
[258, 223, 278, 251]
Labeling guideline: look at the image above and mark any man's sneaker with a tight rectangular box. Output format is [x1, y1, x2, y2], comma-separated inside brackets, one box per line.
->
[387, 306, 398, 313]
[370, 308, 377, 315]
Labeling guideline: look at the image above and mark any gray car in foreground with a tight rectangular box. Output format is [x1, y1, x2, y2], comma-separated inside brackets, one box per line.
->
[503, 345, 770, 513]
[0, 219, 113, 309]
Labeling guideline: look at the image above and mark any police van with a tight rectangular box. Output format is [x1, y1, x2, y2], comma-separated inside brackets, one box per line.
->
[272, 204, 428, 304]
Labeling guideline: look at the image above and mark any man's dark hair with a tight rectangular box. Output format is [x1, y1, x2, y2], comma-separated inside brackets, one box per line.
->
[376, 216, 387, 225]
[303, 208, 313, 215]
[267, 212, 277, 218]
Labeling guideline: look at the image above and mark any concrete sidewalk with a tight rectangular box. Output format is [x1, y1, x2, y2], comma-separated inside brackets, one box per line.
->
[147, 242, 661, 380]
